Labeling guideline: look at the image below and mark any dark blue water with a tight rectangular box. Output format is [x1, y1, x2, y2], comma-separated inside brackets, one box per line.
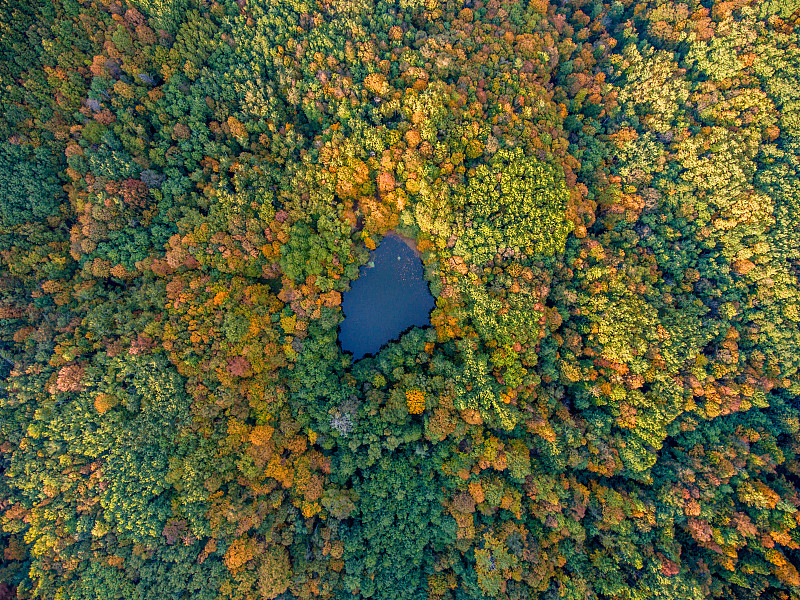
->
[339, 234, 435, 359]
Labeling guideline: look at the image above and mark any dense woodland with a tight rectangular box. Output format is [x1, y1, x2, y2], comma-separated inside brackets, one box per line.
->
[0, 0, 799, 598]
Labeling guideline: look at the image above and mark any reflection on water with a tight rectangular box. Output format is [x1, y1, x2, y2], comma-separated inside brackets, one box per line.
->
[339, 233, 435, 359]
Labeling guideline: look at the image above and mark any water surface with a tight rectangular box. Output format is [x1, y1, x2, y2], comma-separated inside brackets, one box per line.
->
[339, 234, 435, 359]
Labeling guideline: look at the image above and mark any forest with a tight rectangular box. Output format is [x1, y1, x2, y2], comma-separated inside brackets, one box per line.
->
[0, 0, 799, 598]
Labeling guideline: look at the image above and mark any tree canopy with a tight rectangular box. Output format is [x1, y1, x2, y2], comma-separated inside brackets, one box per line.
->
[1, 0, 799, 599]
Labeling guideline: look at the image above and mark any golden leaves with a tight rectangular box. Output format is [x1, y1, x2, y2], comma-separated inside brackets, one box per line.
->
[465, 480, 484, 504]
[249, 424, 275, 447]
[406, 389, 426, 414]
[223, 536, 255, 574]
[364, 72, 389, 96]
[93, 393, 118, 414]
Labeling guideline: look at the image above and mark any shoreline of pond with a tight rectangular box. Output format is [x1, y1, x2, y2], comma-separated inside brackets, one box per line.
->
[383, 231, 422, 258]
[338, 231, 435, 360]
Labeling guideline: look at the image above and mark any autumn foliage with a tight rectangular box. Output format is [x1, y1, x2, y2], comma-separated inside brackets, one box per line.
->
[0, 0, 799, 599]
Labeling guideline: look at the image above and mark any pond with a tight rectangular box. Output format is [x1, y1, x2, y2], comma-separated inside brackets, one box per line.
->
[339, 233, 436, 360]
